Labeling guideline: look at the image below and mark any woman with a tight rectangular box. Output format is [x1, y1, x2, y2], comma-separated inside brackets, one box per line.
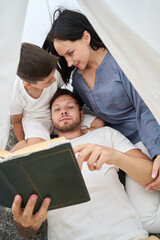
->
[43, 8, 160, 233]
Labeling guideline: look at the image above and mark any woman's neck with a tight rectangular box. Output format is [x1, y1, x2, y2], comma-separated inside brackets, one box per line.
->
[77, 48, 108, 91]
[86, 47, 108, 70]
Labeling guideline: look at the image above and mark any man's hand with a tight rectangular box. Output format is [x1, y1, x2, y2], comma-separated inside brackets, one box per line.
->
[74, 143, 155, 187]
[146, 155, 160, 191]
[12, 194, 51, 238]
[74, 143, 118, 170]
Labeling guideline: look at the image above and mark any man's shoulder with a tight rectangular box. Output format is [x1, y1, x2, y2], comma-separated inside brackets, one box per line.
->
[71, 126, 135, 153]
[72, 127, 113, 146]
[85, 126, 117, 135]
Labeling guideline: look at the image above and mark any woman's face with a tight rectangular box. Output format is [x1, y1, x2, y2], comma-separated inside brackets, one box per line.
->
[53, 31, 91, 70]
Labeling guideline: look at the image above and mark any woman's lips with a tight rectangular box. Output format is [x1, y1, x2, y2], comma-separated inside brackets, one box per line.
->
[74, 62, 79, 68]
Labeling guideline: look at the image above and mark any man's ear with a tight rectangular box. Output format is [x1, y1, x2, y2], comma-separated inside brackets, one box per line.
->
[80, 110, 84, 121]
[23, 81, 32, 87]
[82, 31, 91, 45]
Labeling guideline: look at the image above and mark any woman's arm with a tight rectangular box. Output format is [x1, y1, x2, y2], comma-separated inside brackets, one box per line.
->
[121, 70, 160, 190]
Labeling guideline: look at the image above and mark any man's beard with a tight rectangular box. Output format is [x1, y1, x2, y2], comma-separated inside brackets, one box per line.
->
[53, 117, 81, 133]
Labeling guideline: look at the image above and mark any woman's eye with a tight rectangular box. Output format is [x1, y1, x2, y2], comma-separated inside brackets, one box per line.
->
[68, 51, 73, 56]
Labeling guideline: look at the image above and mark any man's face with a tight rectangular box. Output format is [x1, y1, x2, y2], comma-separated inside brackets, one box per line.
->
[51, 95, 83, 132]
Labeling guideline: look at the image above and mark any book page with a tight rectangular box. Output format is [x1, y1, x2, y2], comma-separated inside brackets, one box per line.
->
[0, 137, 66, 159]
[12, 137, 66, 156]
[0, 149, 11, 158]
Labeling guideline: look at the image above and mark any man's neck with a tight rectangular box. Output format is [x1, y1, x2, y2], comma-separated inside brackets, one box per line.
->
[58, 129, 82, 140]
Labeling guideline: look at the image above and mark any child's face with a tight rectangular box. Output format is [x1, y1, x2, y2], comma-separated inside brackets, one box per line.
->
[31, 70, 56, 89]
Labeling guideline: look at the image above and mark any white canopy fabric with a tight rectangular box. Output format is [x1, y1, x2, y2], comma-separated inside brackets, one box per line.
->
[78, 0, 160, 124]
[0, 0, 160, 149]
[0, 0, 28, 149]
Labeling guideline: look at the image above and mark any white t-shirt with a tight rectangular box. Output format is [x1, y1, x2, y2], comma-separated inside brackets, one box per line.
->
[47, 127, 148, 240]
[10, 70, 64, 119]
[10, 71, 96, 140]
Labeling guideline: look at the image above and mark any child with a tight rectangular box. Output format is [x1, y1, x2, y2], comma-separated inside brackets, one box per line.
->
[10, 43, 104, 151]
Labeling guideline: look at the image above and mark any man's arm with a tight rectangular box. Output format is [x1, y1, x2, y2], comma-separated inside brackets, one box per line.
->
[12, 194, 50, 238]
[12, 114, 24, 141]
[74, 144, 153, 187]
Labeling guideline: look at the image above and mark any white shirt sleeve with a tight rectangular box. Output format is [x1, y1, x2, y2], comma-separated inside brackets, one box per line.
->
[108, 127, 136, 153]
[10, 78, 23, 115]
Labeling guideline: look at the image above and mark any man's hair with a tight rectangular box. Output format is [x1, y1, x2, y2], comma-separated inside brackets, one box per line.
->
[50, 88, 83, 111]
[17, 42, 59, 83]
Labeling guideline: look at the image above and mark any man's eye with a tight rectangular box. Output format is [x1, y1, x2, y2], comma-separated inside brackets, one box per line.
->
[68, 106, 74, 109]
[54, 108, 60, 112]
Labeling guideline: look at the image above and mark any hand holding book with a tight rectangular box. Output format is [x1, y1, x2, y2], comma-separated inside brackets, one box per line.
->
[12, 194, 51, 238]
[0, 137, 90, 214]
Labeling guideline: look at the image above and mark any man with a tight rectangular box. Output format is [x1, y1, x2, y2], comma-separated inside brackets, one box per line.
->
[12, 89, 159, 240]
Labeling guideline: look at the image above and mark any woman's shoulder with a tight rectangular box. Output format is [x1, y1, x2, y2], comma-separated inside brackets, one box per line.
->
[105, 51, 120, 69]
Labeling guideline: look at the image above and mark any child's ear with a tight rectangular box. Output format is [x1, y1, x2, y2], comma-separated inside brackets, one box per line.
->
[23, 81, 32, 87]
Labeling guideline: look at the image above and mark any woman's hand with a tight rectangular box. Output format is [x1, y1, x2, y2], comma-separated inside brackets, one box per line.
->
[146, 155, 160, 191]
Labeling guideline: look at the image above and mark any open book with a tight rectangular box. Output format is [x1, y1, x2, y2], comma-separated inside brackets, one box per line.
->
[0, 138, 90, 213]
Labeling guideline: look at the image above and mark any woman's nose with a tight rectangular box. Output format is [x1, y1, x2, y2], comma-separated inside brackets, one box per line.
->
[67, 59, 73, 67]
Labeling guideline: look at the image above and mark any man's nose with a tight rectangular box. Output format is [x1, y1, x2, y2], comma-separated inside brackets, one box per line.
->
[61, 109, 67, 115]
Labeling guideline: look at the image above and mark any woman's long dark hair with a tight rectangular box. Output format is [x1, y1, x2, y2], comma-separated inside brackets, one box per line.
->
[43, 8, 106, 84]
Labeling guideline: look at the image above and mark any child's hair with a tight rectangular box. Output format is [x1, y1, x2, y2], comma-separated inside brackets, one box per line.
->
[43, 8, 106, 84]
[50, 88, 83, 111]
[17, 42, 59, 83]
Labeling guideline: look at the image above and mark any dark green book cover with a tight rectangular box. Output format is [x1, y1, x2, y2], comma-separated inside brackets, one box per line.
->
[0, 142, 90, 213]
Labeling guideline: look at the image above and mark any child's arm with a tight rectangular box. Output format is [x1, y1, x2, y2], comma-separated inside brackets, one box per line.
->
[12, 114, 24, 141]
[90, 117, 105, 130]
[81, 114, 105, 134]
